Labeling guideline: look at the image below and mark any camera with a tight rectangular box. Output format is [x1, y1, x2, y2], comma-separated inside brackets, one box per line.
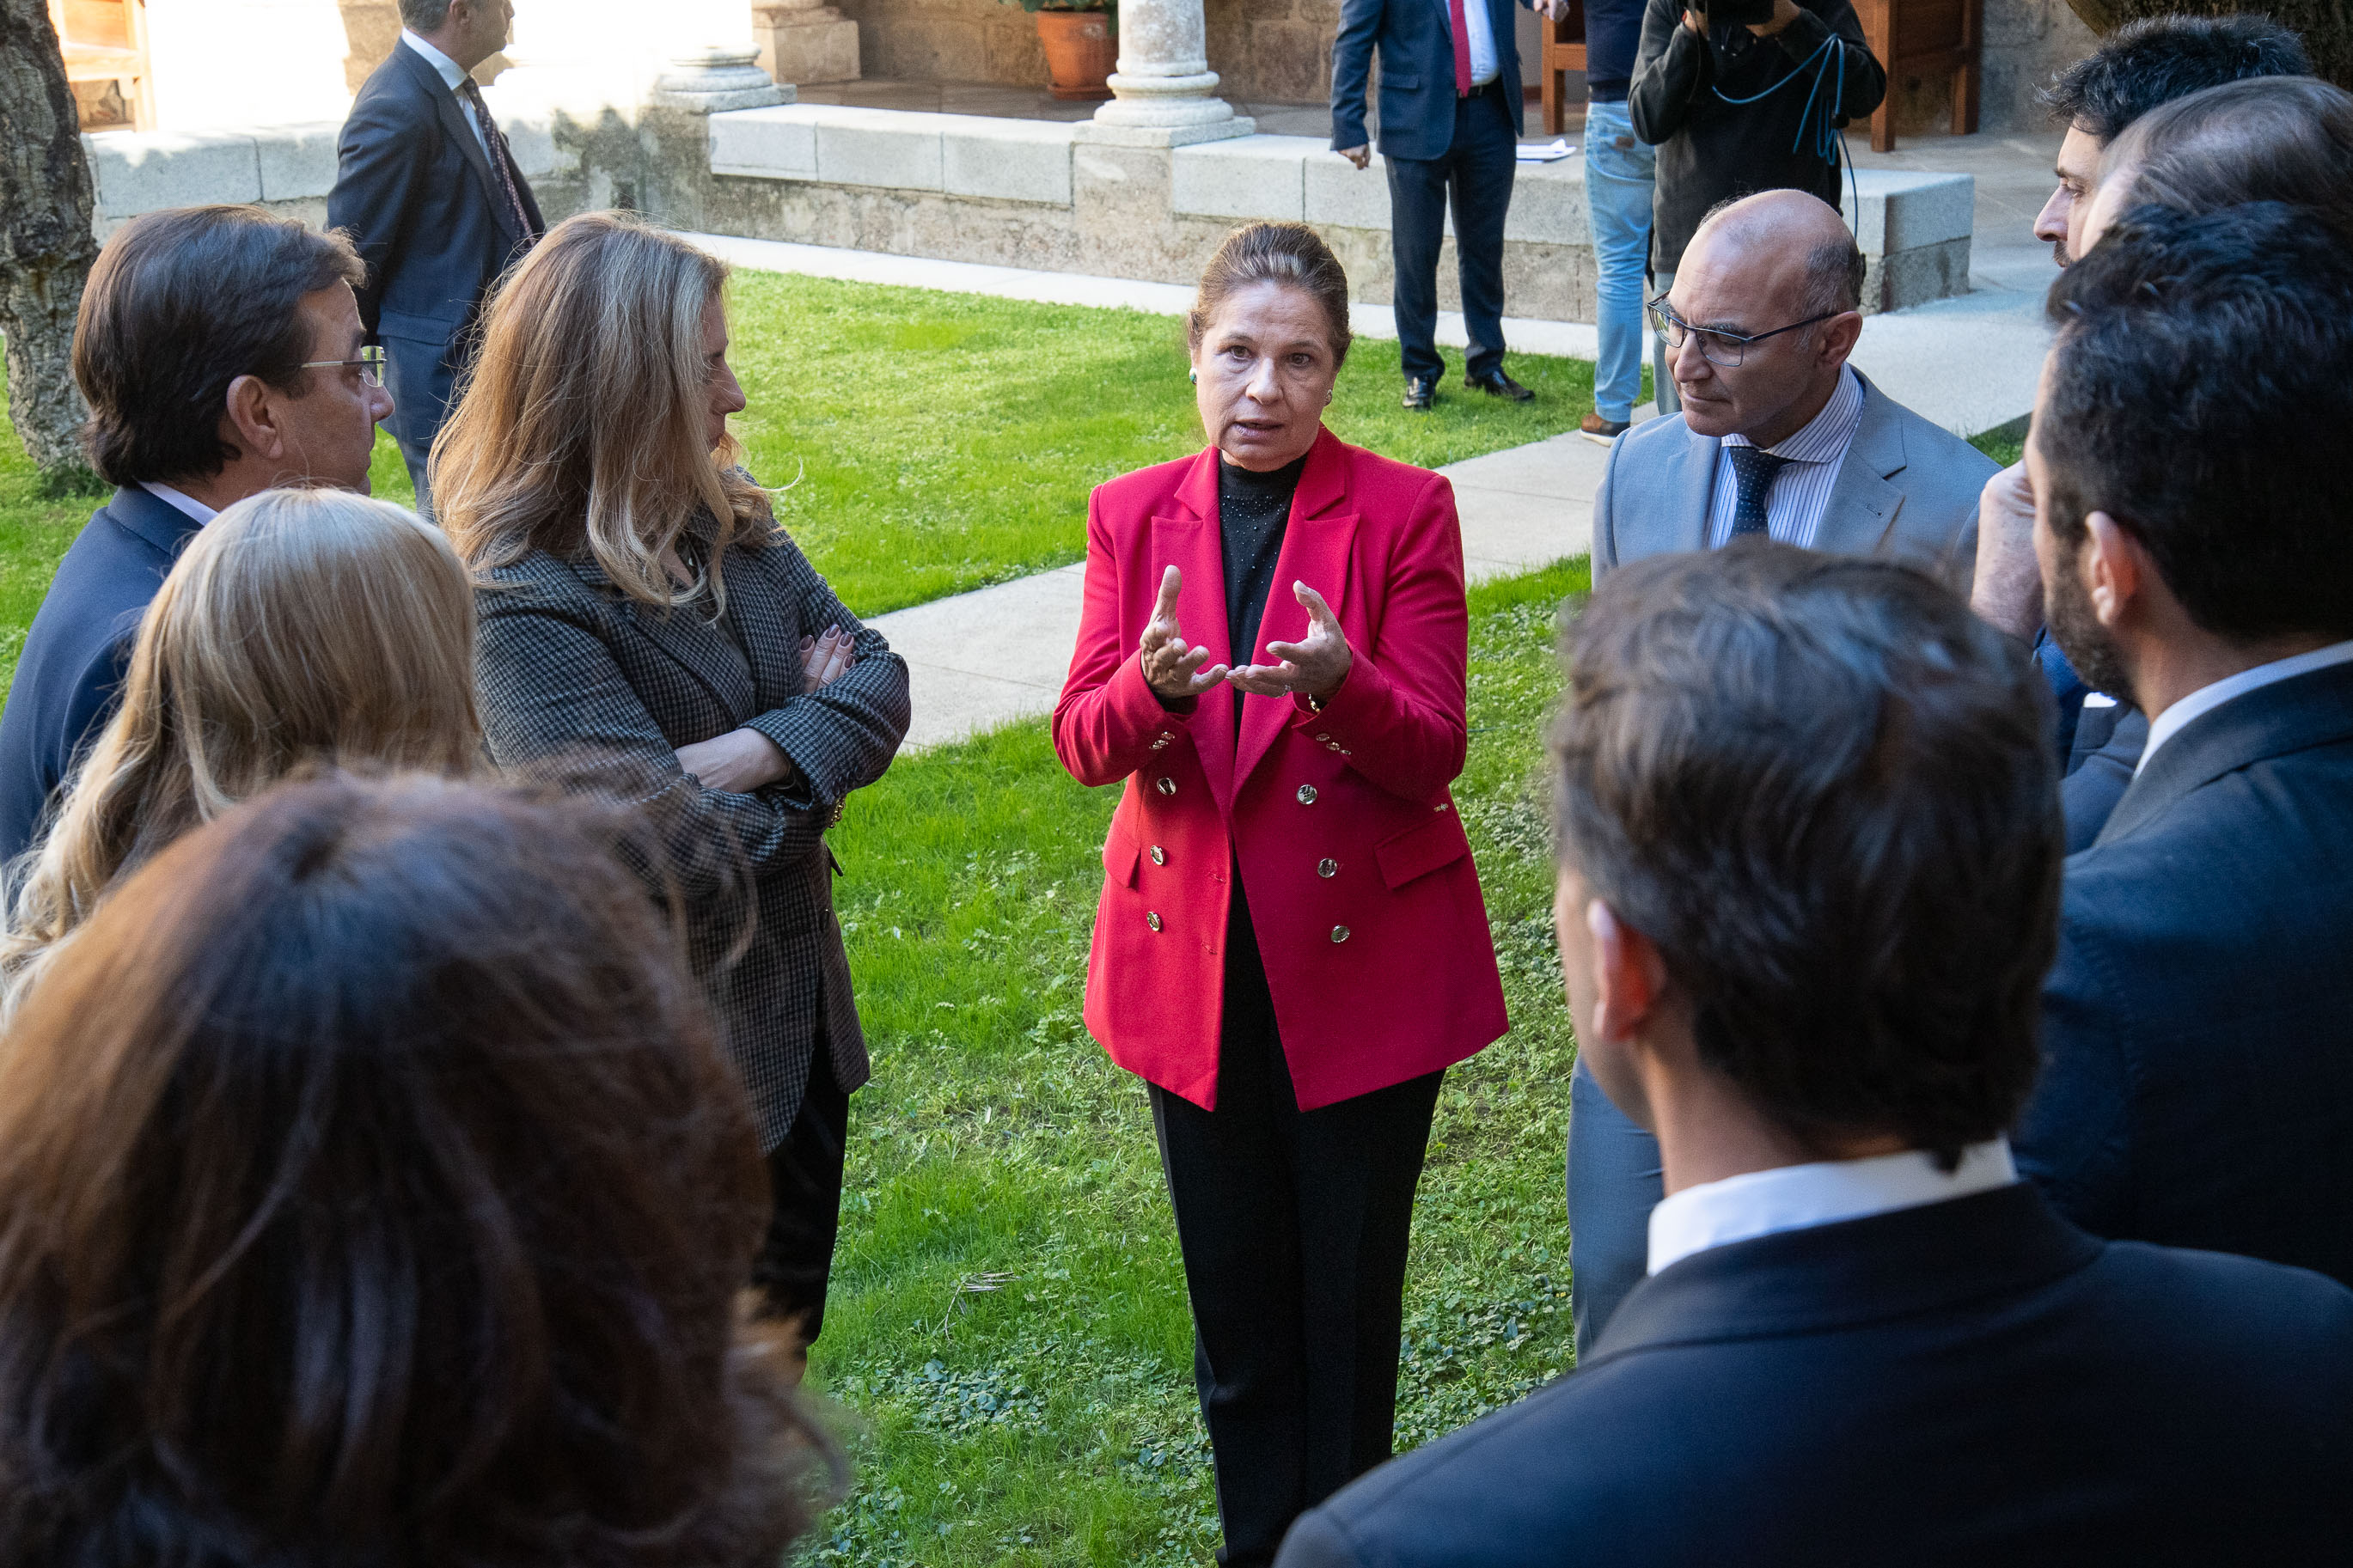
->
[1696, 0, 1777, 27]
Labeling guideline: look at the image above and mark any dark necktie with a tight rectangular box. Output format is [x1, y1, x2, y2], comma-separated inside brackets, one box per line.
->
[1448, 0, 1475, 95]
[456, 77, 535, 241]
[1727, 445, 1792, 540]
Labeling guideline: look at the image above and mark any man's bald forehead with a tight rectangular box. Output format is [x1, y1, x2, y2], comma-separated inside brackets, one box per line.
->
[1696, 189, 1852, 255]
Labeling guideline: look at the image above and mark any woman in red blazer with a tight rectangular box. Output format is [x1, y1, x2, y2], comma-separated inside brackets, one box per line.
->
[1054, 223, 1508, 1566]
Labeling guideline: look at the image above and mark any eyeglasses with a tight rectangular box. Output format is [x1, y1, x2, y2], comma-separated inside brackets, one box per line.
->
[296, 345, 388, 387]
[1647, 296, 1841, 369]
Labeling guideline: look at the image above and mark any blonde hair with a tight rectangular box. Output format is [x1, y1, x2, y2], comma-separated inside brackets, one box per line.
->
[432, 210, 775, 609]
[1, 488, 482, 1004]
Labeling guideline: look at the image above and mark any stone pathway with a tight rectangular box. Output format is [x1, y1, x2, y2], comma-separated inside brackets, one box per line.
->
[692, 128, 2059, 747]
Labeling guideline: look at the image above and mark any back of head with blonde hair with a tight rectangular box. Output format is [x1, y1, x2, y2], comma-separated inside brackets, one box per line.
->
[1, 487, 480, 1001]
[431, 210, 775, 609]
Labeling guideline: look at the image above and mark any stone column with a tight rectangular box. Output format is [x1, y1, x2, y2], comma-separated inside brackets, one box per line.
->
[1076, 0, 1253, 146]
[650, 0, 791, 110]
[753, 0, 861, 88]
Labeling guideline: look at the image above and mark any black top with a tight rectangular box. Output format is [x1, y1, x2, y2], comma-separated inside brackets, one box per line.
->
[1582, 0, 1648, 101]
[1628, 0, 1885, 273]
[1219, 454, 1305, 673]
[1278, 1182, 2353, 1566]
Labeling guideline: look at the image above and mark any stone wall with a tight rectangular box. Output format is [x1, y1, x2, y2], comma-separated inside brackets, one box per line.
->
[830, 0, 1335, 102]
[1979, 0, 2097, 133]
[833, 0, 1048, 83]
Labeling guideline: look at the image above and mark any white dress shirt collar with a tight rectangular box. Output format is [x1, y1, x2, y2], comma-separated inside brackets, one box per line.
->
[1723, 363, 1864, 461]
[140, 481, 218, 525]
[1647, 1137, 2018, 1276]
[2136, 639, 2353, 775]
[400, 27, 468, 90]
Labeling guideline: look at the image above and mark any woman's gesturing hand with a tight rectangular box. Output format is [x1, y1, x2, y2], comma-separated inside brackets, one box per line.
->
[1140, 565, 1231, 703]
[1228, 581, 1352, 703]
[799, 625, 856, 693]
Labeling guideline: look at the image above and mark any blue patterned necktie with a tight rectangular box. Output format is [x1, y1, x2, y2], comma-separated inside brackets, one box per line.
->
[1727, 445, 1792, 540]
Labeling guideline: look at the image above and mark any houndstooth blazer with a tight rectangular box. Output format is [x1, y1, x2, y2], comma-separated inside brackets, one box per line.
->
[474, 515, 910, 1149]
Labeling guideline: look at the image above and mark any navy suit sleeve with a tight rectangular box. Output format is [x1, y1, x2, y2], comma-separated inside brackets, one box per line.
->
[328, 86, 434, 337]
[1272, 1508, 1367, 1568]
[0, 633, 131, 864]
[2014, 904, 2136, 1238]
[1332, 0, 1382, 151]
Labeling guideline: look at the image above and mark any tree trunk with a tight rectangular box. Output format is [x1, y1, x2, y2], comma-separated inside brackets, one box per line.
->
[0, 0, 99, 489]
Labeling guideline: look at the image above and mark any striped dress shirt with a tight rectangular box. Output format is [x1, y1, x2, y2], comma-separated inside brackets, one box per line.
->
[1705, 365, 1866, 550]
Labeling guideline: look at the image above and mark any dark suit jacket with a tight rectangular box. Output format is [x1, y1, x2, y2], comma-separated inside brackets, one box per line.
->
[1277, 1183, 2353, 1566]
[0, 486, 202, 864]
[1592, 372, 1992, 595]
[474, 515, 909, 1148]
[1332, 0, 1527, 162]
[327, 42, 544, 455]
[2017, 660, 2353, 1290]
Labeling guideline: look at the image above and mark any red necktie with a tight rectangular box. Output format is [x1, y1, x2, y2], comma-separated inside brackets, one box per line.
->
[1449, 0, 1475, 95]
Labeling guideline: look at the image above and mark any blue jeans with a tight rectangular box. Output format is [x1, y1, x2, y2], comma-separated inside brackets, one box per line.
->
[1581, 100, 1655, 424]
[1567, 1059, 1663, 1360]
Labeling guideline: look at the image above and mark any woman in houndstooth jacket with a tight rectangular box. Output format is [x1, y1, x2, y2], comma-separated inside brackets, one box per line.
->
[438, 212, 909, 1357]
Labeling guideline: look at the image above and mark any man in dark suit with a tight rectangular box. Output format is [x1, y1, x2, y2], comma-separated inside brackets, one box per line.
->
[1570, 188, 1995, 1352]
[1274, 542, 2353, 1568]
[1332, 0, 1548, 410]
[2012, 203, 2353, 1290]
[328, 0, 543, 513]
[0, 207, 391, 866]
[1974, 15, 2313, 846]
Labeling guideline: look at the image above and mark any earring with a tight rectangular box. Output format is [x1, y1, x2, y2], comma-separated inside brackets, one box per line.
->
[1189, 369, 1199, 384]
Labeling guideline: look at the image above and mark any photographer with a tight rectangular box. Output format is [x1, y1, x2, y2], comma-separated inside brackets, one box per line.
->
[1631, 0, 1884, 411]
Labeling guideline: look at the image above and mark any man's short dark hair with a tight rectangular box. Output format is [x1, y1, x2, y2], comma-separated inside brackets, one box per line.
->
[1552, 546, 2060, 1167]
[2040, 201, 2353, 645]
[399, 0, 455, 29]
[72, 205, 365, 487]
[2044, 12, 2311, 141]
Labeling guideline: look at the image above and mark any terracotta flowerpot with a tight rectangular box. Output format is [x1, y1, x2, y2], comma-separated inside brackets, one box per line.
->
[1036, 9, 1115, 101]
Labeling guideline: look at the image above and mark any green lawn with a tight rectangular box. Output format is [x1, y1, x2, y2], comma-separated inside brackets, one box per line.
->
[9, 271, 1600, 662]
[807, 560, 1588, 1565]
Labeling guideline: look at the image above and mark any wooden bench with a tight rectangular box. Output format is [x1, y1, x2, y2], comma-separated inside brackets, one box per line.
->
[1539, 0, 1588, 137]
[1855, 0, 1981, 152]
[47, 0, 153, 131]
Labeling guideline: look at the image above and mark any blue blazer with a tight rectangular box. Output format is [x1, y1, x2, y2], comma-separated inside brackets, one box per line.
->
[1276, 1183, 2353, 1565]
[1333, 0, 1528, 161]
[0, 486, 202, 863]
[2017, 659, 2353, 1290]
[327, 43, 544, 455]
[1591, 373, 1994, 595]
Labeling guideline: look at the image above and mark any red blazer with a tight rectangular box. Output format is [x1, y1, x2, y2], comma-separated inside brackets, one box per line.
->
[1054, 428, 1508, 1112]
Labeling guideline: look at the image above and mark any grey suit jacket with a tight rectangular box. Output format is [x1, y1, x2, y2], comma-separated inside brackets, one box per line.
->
[1592, 372, 1994, 593]
[474, 514, 910, 1147]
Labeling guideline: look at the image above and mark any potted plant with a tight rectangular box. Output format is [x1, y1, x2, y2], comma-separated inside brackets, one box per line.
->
[1001, 0, 1117, 101]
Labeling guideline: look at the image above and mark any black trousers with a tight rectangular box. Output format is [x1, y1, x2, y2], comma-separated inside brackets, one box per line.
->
[752, 1045, 850, 1345]
[1384, 82, 1519, 387]
[1151, 890, 1445, 1568]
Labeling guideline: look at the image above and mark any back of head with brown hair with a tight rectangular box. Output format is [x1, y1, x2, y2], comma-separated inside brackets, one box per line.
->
[73, 204, 364, 487]
[2, 487, 483, 1004]
[431, 210, 775, 611]
[2103, 75, 2353, 233]
[0, 773, 834, 1565]
[1553, 544, 2063, 1167]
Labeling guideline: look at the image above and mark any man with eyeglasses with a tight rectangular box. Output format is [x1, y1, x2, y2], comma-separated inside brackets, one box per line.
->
[0, 205, 393, 864]
[1572, 188, 1995, 1361]
[1590, 190, 1991, 589]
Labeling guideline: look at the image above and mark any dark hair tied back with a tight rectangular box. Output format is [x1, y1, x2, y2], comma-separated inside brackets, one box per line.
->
[1189, 223, 1354, 368]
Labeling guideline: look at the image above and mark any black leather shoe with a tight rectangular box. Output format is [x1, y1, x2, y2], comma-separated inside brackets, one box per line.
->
[1403, 375, 1437, 412]
[1468, 369, 1535, 402]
